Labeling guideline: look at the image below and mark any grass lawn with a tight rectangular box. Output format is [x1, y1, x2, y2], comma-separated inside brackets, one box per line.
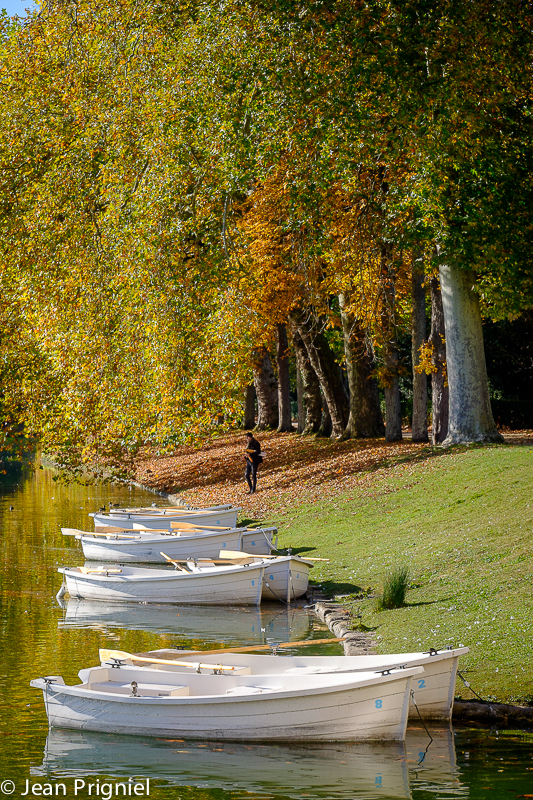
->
[271, 444, 533, 705]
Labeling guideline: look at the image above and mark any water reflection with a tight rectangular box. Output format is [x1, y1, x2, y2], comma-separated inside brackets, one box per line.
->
[405, 726, 467, 797]
[58, 599, 314, 643]
[33, 729, 411, 799]
[29, 726, 472, 800]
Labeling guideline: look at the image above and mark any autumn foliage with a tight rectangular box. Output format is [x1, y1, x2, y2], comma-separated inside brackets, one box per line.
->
[1, 0, 532, 473]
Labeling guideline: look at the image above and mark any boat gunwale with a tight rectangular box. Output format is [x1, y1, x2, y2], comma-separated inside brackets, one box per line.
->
[165, 646, 470, 668]
[58, 563, 266, 583]
[30, 664, 424, 704]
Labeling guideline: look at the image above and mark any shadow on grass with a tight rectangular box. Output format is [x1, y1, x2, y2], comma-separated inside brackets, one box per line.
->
[402, 594, 454, 608]
[310, 579, 367, 599]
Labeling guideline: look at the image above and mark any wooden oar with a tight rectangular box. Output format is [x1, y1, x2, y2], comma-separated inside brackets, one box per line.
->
[302, 558, 330, 561]
[99, 648, 236, 672]
[93, 525, 134, 533]
[160, 551, 254, 568]
[160, 552, 190, 572]
[218, 550, 329, 562]
[111, 509, 222, 517]
[158, 556, 254, 565]
[148, 637, 346, 658]
[96, 526, 178, 535]
[62, 528, 142, 540]
[96, 524, 207, 534]
[95, 524, 230, 535]
[169, 521, 232, 530]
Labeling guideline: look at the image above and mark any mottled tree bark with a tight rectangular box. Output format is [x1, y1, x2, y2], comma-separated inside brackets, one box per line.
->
[243, 383, 256, 430]
[411, 265, 429, 442]
[429, 277, 449, 444]
[339, 294, 385, 439]
[318, 394, 333, 437]
[296, 361, 305, 433]
[253, 347, 278, 430]
[292, 326, 322, 434]
[292, 311, 349, 438]
[276, 323, 293, 432]
[383, 349, 403, 442]
[380, 249, 402, 442]
[439, 264, 503, 444]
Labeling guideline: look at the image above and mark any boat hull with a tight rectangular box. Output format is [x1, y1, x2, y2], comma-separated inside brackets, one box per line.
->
[58, 564, 264, 606]
[92, 508, 239, 529]
[261, 557, 312, 602]
[140, 647, 468, 720]
[240, 529, 275, 556]
[78, 527, 276, 563]
[31, 666, 422, 742]
[79, 529, 245, 563]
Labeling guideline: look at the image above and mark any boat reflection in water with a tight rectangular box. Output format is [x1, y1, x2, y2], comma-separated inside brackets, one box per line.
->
[405, 724, 467, 797]
[58, 598, 315, 644]
[31, 721, 467, 799]
[33, 729, 411, 800]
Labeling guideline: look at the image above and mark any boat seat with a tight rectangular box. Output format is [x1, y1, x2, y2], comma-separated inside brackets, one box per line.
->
[225, 685, 275, 695]
[284, 666, 336, 675]
[89, 681, 189, 697]
[150, 663, 252, 675]
[78, 567, 122, 575]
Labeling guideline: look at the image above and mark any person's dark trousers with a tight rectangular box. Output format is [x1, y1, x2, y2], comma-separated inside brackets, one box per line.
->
[245, 460, 258, 492]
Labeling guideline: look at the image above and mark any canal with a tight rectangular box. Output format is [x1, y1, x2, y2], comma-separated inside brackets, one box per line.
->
[1, 466, 531, 799]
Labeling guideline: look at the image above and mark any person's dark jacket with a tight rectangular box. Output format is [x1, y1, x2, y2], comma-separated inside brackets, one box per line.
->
[246, 437, 262, 465]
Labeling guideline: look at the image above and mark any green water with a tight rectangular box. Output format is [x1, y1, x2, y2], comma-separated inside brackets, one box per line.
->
[0, 467, 532, 800]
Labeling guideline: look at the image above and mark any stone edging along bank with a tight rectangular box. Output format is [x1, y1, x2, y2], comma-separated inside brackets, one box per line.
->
[313, 601, 533, 730]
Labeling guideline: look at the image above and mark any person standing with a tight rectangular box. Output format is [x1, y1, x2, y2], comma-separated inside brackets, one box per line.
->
[244, 431, 262, 494]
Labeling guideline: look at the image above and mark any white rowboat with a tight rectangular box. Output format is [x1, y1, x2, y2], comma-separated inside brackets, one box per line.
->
[31, 663, 424, 741]
[104, 505, 234, 514]
[64, 527, 277, 562]
[125, 646, 469, 720]
[91, 507, 240, 530]
[58, 562, 265, 605]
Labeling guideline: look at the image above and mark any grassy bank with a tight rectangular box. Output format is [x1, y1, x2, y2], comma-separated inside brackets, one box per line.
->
[273, 444, 533, 705]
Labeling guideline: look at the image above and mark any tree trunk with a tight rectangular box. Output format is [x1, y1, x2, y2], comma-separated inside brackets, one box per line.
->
[296, 361, 304, 433]
[411, 265, 429, 442]
[384, 351, 403, 442]
[429, 277, 449, 444]
[380, 248, 402, 442]
[318, 393, 332, 437]
[439, 264, 503, 444]
[276, 323, 293, 432]
[292, 326, 322, 434]
[292, 311, 349, 438]
[339, 294, 385, 438]
[253, 347, 279, 430]
[243, 383, 256, 429]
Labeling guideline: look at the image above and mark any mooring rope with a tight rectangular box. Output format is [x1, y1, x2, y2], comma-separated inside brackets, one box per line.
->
[410, 689, 434, 765]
